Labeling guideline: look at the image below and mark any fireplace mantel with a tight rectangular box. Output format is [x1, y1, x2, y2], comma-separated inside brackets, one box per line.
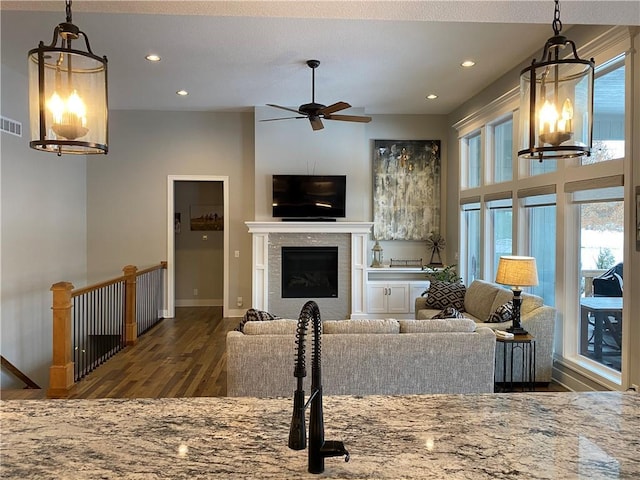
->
[246, 221, 374, 318]
[246, 221, 374, 234]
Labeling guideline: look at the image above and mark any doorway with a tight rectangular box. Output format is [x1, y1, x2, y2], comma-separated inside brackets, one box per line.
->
[167, 175, 229, 318]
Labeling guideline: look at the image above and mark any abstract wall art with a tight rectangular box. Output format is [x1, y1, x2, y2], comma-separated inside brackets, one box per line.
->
[372, 140, 441, 240]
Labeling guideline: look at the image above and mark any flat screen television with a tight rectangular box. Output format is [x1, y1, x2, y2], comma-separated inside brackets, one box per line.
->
[272, 175, 346, 219]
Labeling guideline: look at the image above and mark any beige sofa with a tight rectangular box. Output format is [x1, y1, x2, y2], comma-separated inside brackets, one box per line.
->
[416, 279, 556, 383]
[227, 317, 496, 397]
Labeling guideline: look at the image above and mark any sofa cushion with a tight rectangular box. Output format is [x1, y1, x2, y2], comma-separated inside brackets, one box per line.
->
[399, 319, 477, 333]
[425, 281, 466, 311]
[431, 306, 464, 319]
[323, 318, 399, 334]
[243, 319, 298, 335]
[490, 288, 544, 316]
[486, 302, 513, 323]
[464, 280, 499, 320]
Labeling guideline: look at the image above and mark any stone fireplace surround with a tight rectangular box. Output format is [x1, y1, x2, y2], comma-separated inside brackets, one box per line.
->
[246, 222, 373, 319]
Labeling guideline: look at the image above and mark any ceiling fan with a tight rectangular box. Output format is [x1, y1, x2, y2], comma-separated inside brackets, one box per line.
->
[262, 59, 372, 131]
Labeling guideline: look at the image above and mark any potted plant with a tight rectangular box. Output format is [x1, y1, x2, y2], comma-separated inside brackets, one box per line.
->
[422, 264, 462, 296]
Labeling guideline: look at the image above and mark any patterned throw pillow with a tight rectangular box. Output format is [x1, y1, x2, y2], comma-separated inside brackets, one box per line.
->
[431, 306, 464, 319]
[425, 280, 466, 311]
[486, 302, 513, 323]
[235, 308, 279, 332]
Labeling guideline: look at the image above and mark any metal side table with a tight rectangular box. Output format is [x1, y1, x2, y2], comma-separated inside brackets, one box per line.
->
[495, 333, 536, 392]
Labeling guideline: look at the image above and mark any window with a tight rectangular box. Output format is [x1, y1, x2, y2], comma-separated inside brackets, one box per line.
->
[573, 187, 624, 372]
[522, 194, 556, 306]
[491, 118, 513, 183]
[529, 157, 557, 177]
[487, 198, 512, 279]
[583, 56, 625, 165]
[460, 202, 481, 286]
[462, 132, 481, 189]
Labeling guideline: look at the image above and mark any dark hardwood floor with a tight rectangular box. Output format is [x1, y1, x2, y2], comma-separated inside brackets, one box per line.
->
[2, 306, 567, 399]
[66, 306, 237, 399]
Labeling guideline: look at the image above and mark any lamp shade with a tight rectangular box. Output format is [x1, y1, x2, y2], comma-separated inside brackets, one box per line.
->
[495, 256, 539, 288]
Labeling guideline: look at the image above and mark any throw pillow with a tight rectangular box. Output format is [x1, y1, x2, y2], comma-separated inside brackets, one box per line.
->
[486, 302, 513, 323]
[431, 306, 464, 319]
[425, 280, 466, 311]
[235, 308, 279, 332]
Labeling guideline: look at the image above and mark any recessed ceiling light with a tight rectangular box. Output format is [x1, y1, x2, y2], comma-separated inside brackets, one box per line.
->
[176, 90, 189, 96]
[461, 60, 476, 68]
[145, 54, 161, 62]
[426, 94, 438, 100]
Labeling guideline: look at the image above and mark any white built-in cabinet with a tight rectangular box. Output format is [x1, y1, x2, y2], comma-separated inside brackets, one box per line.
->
[365, 268, 430, 318]
[367, 282, 410, 314]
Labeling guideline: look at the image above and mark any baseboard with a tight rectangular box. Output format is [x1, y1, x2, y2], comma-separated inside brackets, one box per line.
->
[168, 303, 243, 317]
[175, 299, 222, 307]
[226, 308, 246, 318]
[552, 357, 617, 392]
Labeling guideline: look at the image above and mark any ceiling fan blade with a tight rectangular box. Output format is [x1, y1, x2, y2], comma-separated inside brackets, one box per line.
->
[324, 114, 372, 123]
[310, 117, 324, 131]
[260, 116, 306, 122]
[320, 101, 351, 115]
[266, 104, 305, 115]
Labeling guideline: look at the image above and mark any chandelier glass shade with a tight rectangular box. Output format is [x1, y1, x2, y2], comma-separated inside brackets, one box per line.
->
[28, 1, 108, 155]
[518, 1, 594, 161]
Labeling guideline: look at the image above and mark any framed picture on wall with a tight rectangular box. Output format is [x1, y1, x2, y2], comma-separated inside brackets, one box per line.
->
[190, 205, 224, 231]
[372, 140, 441, 240]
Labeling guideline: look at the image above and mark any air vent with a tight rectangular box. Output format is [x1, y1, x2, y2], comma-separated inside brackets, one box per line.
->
[1, 115, 22, 137]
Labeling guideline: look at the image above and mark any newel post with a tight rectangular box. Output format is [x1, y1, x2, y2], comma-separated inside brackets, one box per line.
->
[48, 281, 75, 398]
[124, 265, 138, 345]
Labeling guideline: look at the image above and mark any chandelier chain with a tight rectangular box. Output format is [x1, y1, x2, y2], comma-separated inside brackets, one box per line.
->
[552, 0, 563, 35]
[65, 0, 72, 23]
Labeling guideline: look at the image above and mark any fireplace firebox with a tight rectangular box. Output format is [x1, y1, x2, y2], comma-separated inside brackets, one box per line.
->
[281, 246, 338, 298]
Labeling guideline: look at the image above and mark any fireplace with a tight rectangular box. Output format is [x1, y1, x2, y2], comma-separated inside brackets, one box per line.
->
[246, 221, 373, 319]
[281, 246, 338, 298]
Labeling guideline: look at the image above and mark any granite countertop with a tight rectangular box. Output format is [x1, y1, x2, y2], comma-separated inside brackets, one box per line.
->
[1, 392, 639, 479]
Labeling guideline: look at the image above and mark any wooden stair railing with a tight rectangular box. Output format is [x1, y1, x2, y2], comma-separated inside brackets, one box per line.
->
[48, 261, 167, 398]
[49, 281, 75, 398]
[1, 355, 41, 390]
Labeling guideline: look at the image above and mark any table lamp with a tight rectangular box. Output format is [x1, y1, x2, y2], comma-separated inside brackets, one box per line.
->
[495, 256, 539, 335]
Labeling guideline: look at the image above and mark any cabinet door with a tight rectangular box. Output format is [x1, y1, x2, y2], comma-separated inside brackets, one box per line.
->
[367, 284, 388, 313]
[386, 283, 410, 314]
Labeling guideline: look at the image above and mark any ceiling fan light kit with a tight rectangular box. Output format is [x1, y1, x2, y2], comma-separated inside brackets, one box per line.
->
[263, 59, 371, 131]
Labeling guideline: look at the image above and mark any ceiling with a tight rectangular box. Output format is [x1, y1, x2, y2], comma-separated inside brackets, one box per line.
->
[1, 1, 638, 116]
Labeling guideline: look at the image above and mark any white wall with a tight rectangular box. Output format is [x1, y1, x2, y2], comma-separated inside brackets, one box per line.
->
[254, 107, 449, 266]
[86, 110, 255, 314]
[1, 64, 87, 389]
[254, 106, 370, 222]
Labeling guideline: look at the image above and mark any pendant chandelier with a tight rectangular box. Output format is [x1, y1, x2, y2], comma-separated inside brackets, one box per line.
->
[518, 0, 594, 161]
[28, 0, 108, 155]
